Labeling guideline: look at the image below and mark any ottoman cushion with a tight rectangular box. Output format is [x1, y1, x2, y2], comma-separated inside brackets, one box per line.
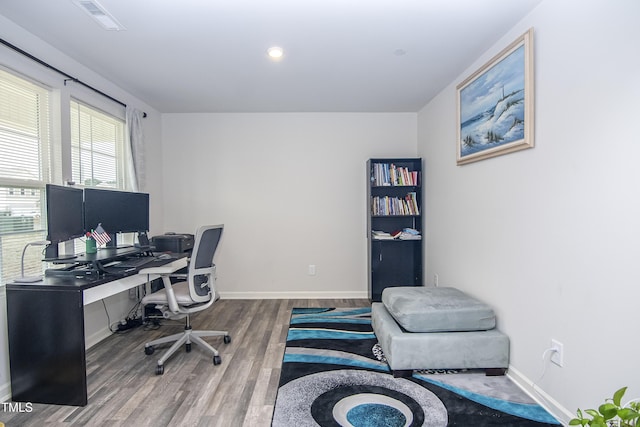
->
[372, 303, 509, 371]
[382, 286, 496, 333]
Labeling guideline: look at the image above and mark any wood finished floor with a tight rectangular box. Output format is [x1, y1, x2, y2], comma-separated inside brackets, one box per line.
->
[2, 298, 370, 427]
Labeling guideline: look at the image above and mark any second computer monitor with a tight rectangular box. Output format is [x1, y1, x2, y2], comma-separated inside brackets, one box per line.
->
[83, 188, 149, 235]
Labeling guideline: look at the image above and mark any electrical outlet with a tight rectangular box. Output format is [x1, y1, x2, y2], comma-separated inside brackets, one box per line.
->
[308, 264, 316, 276]
[434, 273, 439, 286]
[550, 339, 564, 367]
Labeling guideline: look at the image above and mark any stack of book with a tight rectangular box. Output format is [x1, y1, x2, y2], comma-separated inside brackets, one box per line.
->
[372, 228, 422, 240]
[392, 228, 422, 240]
[372, 230, 394, 240]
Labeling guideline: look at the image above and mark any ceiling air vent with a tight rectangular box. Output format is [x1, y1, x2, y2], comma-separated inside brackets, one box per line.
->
[72, 0, 125, 31]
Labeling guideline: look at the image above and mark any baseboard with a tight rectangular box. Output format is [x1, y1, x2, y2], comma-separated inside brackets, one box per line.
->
[0, 381, 10, 403]
[218, 290, 369, 300]
[507, 364, 574, 425]
[85, 326, 113, 350]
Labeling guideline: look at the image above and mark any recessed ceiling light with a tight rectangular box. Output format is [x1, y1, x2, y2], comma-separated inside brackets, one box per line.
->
[72, 0, 125, 31]
[267, 46, 284, 60]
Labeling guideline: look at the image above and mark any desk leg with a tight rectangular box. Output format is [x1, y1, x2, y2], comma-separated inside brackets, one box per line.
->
[145, 274, 152, 296]
[7, 287, 87, 406]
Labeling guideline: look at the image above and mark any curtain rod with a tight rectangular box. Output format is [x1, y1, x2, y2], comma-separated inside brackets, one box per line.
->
[0, 37, 146, 118]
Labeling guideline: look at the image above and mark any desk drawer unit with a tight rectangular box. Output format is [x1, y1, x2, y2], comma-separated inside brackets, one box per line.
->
[7, 287, 87, 406]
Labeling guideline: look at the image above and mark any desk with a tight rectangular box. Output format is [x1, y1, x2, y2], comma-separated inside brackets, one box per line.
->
[6, 254, 187, 406]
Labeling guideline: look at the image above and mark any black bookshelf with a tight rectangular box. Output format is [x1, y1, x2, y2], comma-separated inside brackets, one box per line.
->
[367, 158, 423, 301]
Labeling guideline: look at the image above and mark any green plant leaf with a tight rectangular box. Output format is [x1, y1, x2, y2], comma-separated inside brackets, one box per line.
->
[618, 407, 639, 420]
[586, 409, 600, 417]
[599, 402, 619, 420]
[613, 387, 628, 407]
[568, 419, 584, 426]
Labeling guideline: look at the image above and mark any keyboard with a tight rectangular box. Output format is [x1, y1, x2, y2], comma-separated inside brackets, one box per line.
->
[117, 257, 156, 269]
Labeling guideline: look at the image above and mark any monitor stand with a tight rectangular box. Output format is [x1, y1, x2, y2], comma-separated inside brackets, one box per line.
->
[43, 254, 78, 262]
[43, 244, 78, 262]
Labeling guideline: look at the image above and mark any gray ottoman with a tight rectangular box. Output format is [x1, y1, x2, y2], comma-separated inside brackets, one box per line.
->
[371, 287, 509, 377]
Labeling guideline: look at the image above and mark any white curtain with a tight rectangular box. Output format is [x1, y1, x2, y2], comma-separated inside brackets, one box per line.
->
[125, 107, 145, 191]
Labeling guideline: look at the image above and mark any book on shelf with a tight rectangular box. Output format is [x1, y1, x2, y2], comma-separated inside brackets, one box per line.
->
[372, 230, 394, 240]
[372, 228, 422, 240]
[371, 192, 420, 216]
[397, 227, 422, 240]
[399, 234, 422, 240]
[371, 163, 420, 187]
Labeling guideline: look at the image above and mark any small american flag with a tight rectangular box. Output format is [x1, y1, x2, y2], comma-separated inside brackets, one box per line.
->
[91, 223, 112, 246]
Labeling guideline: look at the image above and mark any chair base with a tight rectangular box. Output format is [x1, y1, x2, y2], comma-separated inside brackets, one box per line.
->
[145, 321, 230, 375]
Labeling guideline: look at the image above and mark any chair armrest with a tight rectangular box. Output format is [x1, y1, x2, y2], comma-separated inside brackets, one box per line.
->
[160, 276, 180, 313]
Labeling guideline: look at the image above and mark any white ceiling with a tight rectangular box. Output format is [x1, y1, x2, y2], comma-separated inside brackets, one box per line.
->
[0, 0, 541, 113]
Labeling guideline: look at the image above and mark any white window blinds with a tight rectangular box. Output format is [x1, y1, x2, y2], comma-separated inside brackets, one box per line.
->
[0, 69, 50, 184]
[70, 100, 125, 189]
[0, 68, 50, 284]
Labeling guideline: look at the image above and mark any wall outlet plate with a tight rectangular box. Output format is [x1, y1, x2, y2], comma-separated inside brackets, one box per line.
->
[550, 339, 564, 367]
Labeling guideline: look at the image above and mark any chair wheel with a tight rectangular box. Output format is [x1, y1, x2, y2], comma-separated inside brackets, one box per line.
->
[213, 355, 222, 365]
[224, 335, 231, 344]
[156, 365, 164, 375]
[145, 346, 155, 355]
[186, 343, 191, 352]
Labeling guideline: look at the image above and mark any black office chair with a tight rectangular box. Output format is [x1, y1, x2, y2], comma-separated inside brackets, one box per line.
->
[141, 224, 230, 375]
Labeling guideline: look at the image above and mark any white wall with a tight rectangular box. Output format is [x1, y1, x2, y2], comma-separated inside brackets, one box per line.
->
[418, 0, 640, 422]
[161, 113, 417, 298]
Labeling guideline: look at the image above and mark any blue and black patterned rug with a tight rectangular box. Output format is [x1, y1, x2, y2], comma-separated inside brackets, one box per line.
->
[272, 307, 560, 426]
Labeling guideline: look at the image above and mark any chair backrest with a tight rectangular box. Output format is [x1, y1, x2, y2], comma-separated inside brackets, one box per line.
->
[187, 224, 224, 303]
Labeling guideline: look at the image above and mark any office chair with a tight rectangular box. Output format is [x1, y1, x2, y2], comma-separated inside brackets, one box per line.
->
[141, 224, 230, 375]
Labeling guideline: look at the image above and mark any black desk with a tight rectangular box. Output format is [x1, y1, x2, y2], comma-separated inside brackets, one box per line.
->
[6, 252, 188, 406]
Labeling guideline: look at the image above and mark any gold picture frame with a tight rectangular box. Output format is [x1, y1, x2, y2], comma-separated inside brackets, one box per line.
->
[457, 28, 534, 165]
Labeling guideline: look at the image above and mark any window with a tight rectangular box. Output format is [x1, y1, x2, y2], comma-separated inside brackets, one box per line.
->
[0, 68, 50, 284]
[0, 69, 133, 285]
[70, 100, 130, 253]
[70, 100, 125, 189]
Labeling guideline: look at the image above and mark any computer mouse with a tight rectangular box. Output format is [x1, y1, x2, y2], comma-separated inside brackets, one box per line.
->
[157, 253, 173, 260]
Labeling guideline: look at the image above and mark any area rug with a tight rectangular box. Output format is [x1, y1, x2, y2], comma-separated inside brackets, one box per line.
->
[272, 307, 560, 427]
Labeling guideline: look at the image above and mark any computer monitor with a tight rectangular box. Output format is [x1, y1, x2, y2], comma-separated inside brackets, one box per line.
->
[46, 184, 85, 243]
[45, 184, 84, 258]
[83, 189, 149, 246]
